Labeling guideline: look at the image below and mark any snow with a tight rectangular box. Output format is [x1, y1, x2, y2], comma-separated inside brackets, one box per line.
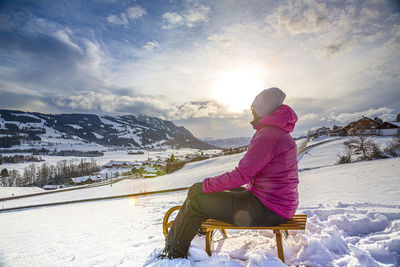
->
[0, 153, 242, 209]
[92, 132, 103, 139]
[99, 116, 126, 131]
[0, 186, 44, 198]
[68, 124, 82, 130]
[0, 148, 220, 175]
[13, 113, 41, 120]
[143, 165, 157, 173]
[298, 136, 394, 170]
[0, 137, 399, 266]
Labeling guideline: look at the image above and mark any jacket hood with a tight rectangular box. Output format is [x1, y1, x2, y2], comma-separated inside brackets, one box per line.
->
[254, 104, 297, 133]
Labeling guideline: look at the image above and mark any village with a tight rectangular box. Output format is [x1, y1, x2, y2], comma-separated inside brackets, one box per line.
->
[306, 115, 400, 138]
[1, 114, 399, 190]
[42, 148, 248, 189]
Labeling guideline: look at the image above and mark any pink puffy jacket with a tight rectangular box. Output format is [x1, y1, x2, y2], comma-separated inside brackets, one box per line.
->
[202, 104, 299, 219]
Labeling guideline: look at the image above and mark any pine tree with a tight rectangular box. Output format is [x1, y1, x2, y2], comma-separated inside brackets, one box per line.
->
[1, 168, 9, 177]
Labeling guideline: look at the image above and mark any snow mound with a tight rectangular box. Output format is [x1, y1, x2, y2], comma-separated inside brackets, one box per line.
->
[143, 205, 400, 266]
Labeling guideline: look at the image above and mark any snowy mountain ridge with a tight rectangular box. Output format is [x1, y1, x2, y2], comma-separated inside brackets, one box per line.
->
[0, 109, 215, 150]
[201, 137, 252, 149]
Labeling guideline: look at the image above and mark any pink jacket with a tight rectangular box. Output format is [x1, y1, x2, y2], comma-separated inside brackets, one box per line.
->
[202, 105, 299, 219]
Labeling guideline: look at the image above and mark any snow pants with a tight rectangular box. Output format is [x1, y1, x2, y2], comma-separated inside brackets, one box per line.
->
[164, 182, 288, 258]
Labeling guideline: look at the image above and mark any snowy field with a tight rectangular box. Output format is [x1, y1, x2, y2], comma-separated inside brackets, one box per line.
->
[0, 148, 221, 174]
[0, 153, 242, 209]
[0, 137, 399, 266]
[0, 186, 44, 198]
[298, 136, 394, 170]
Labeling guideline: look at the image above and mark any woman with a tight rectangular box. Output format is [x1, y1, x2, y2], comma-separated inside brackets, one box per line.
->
[162, 87, 299, 259]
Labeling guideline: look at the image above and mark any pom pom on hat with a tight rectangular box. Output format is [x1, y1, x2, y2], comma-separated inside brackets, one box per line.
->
[251, 87, 286, 118]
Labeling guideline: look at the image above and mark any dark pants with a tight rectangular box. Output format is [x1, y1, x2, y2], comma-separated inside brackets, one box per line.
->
[165, 182, 288, 258]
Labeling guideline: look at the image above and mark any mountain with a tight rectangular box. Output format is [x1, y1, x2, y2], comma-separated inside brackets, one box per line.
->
[0, 110, 216, 150]
[202, 137, 251, 149]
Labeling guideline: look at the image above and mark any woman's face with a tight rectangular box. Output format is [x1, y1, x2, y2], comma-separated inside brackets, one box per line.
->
[251, 109, 261, 121]
[251, 108, 261, 124]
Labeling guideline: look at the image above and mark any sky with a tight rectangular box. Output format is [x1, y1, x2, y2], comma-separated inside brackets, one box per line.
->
[0, 0, 399, 139]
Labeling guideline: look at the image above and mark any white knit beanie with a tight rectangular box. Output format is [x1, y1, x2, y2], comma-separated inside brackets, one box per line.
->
[251, 87, 286, 117]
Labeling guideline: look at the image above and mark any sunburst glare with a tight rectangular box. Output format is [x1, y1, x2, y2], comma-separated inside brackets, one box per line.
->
[211, 69, 264, 113]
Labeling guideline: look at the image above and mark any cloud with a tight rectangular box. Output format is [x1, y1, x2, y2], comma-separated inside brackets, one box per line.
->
[172, 101, 235, 120]
[54, 91, 164, 114]
[107, 5, 146, 27]
[53, 90, 240, 121]
[329, 107, 396, 123]
[300, 113, 323, 121]
[265, 0, 392, 57]
[162, 3, 209, 29]
[143, 41, 159, 52]
[107, 14, 129, 26]
[127, 6, 146, 19]
[0, 15, 107, 97]
[266, 0, 331, 35]
[162, 12, 183, 26]
[184, 4, 210, 27]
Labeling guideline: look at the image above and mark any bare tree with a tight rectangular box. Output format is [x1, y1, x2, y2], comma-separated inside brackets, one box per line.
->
[384, 134, 400, 157]
[343, 136, 384, 161]
[337, 147, 352, 164]
[38, 163, 51, 186]
[23, 164, 37, 185]
[11, 170, 22, 186]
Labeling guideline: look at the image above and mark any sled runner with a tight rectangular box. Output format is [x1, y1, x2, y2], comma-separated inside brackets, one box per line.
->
[162, 205, 307, 263]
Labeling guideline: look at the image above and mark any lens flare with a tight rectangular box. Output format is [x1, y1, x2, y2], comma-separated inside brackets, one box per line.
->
[128, 196, 137, 205]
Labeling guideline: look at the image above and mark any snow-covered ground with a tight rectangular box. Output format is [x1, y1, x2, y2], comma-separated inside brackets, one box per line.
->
[0, 137, 399, 266]
[0, 153, 242, 209]
[298, 136, 394, 170]
[0, 148, 221, 174]
[0, 186, 44, 198]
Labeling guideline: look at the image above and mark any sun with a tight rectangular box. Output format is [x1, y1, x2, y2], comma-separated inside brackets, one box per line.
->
[211, 69, 264, 113]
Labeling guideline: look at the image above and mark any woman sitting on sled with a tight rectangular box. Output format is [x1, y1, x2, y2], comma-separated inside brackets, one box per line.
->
[162, 87, 299, 259]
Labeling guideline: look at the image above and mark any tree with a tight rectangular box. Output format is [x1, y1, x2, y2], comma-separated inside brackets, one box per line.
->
[374, 117, 383, 124]
[343, 136, 383, 161]
[384, 133, 400, 157]
[23, 164, 37, 185]
[397, 113, 400, 122]
[1, 168, 9, 177]
[337, 147, 352, 164]
[10, 170, 22, 187]
[38, 163, 51, 186]
[166, 154, 185, 173]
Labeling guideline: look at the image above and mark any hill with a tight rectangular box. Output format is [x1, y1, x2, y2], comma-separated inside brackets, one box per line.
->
[202, 137, 251, 149]
[0, 109, 215, 151]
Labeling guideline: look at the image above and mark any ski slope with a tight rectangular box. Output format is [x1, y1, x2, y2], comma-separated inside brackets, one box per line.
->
[0, 137, 399, 266]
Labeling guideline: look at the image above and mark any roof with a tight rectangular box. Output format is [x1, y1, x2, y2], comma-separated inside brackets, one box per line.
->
[143, 165, 157, 173]
[43, 185, 59, 189]
[103, 160, 136, 167]
[378, 121, 400, 129]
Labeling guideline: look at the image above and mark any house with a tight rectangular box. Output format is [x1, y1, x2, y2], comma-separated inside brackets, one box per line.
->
[102, 160, 140, 169]
[343, 117, 380, 136]
[308, 126, 331, 138]
[43, 184, 64, 190]
[328, 127, 347, 137]
[378, 122, 400, 136]
[144, 173, 158, 178]
[127, 150, 144, 155]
